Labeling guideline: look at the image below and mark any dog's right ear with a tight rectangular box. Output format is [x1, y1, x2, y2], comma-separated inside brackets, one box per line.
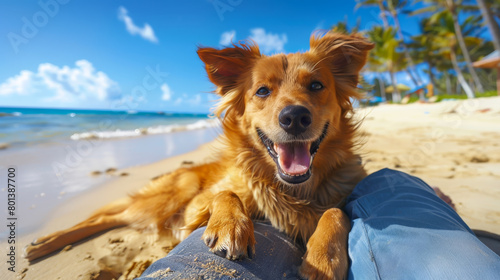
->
[197, 43, 261, 95]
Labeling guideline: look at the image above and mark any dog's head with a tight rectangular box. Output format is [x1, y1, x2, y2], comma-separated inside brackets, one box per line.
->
[198, 32, 373, 186]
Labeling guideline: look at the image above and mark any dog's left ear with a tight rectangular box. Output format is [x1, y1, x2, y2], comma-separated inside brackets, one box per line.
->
[310, 32, 374, 88]
[197, 43, 261, 95]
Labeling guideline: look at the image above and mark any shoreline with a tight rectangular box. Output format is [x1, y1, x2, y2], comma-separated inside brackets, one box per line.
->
[0, 127, 221, 239]
[21, 139, 221, 242]
[2, 139, 222, 280]
[1, 97, 499, 279]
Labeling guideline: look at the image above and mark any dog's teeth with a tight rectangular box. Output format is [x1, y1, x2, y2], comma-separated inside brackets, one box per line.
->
[283, 171, 307, 177]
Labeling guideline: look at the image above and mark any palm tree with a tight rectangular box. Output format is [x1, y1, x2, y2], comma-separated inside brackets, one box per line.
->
[358, 0, 422, 88]
[412, 0, 485, 93]
[385, 0, 423, 86]
[365, 54, 389, 101]
[428, 11, 476, 98]
[355, 0, 390, 28]
[367, 26, 405, 102]
[355, 1, 392, 101]
[477, 0, 500, 51]
[372, 76, 390, 98]
[488, 0, 500, 19]
[409, 19, 440, 94]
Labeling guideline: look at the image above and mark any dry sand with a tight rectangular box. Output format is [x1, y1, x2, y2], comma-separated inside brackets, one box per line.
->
[5, 97, 500, 280]
[357, 97, 500, 235]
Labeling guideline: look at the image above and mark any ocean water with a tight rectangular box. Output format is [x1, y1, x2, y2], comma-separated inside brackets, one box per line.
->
[0, 107, 221, 237]
[0, 107, 218, 148]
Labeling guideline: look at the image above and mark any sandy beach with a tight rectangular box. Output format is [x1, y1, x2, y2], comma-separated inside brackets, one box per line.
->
[3, 97, 500, 280]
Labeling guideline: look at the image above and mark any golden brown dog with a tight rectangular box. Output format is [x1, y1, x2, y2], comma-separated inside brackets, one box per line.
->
[25, 32, 373, 279]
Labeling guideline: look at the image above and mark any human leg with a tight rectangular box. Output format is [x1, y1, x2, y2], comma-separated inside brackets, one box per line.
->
[345, 168, 500, 280]
[136, 223, 304, 280]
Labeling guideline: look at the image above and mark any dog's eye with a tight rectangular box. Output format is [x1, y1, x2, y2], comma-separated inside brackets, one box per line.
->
[310, 82, 323, 91]
[256, 87, 271, 97]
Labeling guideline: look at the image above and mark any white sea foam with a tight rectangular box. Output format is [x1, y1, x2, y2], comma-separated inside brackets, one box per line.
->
[70, 119, 220, 140]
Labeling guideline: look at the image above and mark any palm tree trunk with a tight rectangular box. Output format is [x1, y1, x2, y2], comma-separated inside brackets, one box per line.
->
[378, 74, 387, 100]
[389, 68, 401, 102]
[496, 67, 500, 96]
[445, 72, 451, 95]
[447, 0, 484, 93]
[469, 77, 475, 93]
[378, 0, 389, 29]
[450, 49, 475, 98]
[477, 0, 500, 51]
[391, 11, 423, 86]
[427, 61, 438, 94]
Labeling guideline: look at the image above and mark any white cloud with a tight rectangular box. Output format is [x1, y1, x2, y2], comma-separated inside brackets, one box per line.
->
[220, 30, 236, 46]
[249, 28, 287, 54]
[161, 83, 172, 101]
[0, 60, 121, 103]
[215, 29, 287, 54]
[118, 6, 158, 43]
[0, 70, 34, 96]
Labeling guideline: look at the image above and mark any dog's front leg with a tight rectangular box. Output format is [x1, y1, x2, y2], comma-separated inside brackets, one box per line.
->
[202, 190, 256, 260]
[300, 208, 350, 280]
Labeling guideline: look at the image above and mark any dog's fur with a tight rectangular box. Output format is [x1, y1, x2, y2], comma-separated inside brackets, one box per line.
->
[25, 32, 373, 279]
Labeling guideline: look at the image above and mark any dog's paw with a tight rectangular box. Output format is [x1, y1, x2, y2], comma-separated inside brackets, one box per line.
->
[299, 249, 346, 280]
[23, 237, 51, 261]
[202, 213, 255, 260]
[299, 208, 349, 280]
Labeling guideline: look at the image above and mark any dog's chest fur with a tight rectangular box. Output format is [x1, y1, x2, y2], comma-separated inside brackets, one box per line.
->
[237, 176, 347, 241]
[229, 155, 367, 241]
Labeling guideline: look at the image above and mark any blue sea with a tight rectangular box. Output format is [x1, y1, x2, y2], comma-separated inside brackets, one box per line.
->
[0, 107, 221, 237]
[0, 107, 218, 148]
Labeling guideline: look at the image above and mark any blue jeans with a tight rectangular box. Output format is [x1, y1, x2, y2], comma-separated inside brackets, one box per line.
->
[137, 169, 500, 279]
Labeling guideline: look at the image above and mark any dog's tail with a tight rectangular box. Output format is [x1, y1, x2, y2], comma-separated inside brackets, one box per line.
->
[23, 167, 207, 262]
[23, 197, 132, 261]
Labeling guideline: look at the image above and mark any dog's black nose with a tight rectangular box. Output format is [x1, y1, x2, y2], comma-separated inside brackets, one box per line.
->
[279, 105, 312, 135]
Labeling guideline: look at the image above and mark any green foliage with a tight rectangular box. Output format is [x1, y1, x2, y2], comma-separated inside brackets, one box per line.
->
[407, 96, 420, 103]
[366, 26, 405, 71]
[353, 0, 498, 101]
[331, 17, 361, 35]
[435, 91, 498, 101]
[477, 91, 499, 98]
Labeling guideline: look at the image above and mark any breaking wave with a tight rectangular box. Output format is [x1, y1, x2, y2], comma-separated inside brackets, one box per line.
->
[70, 119, 220, 140]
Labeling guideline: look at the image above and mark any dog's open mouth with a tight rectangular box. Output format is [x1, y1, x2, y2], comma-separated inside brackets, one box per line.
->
[257, 123, 329, 184]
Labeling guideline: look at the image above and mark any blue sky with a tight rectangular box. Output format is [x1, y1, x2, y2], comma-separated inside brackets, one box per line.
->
[0, 0, 447, 113]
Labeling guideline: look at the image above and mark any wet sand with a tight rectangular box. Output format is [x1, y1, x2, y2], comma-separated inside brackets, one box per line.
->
[0, 127, 219, 238]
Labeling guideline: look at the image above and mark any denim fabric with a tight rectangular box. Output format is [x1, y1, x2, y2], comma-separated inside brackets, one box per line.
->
[137, 169, 500, 279]
[345, 168, 500, 280]
[136, 222, 304, 280]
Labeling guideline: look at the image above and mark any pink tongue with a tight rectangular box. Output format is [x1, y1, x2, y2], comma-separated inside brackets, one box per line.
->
[275, 142, 311, 175]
